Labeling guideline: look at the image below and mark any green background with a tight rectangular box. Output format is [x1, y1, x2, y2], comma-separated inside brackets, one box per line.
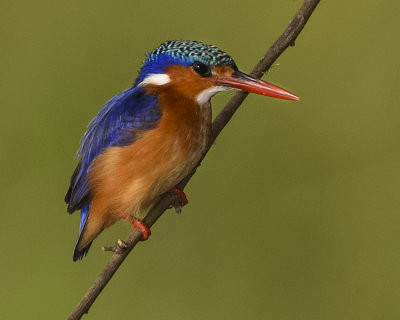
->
[1, 0, 399, 319]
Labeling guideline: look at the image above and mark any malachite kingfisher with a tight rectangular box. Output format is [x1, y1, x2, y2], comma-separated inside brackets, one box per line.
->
[65, 40, 299, 261]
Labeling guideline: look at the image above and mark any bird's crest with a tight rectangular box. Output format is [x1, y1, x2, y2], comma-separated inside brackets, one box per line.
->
[148, 40, 237, 68]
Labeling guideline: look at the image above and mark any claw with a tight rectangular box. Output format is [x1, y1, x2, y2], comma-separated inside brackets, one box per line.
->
[131, 219, 151, 241]
[168, 187, 188, 212]
[121, 214, 151, 241]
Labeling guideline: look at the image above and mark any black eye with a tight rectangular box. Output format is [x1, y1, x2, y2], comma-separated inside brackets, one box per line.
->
[192, 61, 211, 77]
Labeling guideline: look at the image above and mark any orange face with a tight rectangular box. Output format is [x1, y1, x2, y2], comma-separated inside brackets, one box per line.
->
[143, 64, 235, 102]
[143, 63, 299, 103]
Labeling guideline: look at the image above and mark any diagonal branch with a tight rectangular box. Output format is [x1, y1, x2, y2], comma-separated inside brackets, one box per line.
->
[67, 1, 320, 319]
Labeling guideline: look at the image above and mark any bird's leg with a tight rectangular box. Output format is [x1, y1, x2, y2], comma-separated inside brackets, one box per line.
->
[120, 213, 151, 241]
[168, 187, 188, 213]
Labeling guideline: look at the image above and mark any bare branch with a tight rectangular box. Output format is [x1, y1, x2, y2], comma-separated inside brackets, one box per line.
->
[67, 1, 320, 319]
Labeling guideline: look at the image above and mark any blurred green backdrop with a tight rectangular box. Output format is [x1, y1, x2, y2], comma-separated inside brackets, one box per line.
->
[1, 0, 400, 319]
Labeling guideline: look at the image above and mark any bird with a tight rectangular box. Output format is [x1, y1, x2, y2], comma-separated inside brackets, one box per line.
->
[65, 40, 299, 261]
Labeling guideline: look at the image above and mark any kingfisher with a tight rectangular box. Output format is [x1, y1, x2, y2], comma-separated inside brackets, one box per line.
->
[65, 40, 299, 261]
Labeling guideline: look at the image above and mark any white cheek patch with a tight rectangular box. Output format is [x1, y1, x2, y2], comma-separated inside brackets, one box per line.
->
[138, 74, 171, 87]
[196, 86, 232, 105]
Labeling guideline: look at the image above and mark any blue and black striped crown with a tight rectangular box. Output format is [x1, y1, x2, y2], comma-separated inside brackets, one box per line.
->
[148, 40, 236, 67]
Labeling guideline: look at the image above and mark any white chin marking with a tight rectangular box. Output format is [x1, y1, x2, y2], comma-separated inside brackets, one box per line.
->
[138, 74, 171, 87]
[196, 86, 231, 105]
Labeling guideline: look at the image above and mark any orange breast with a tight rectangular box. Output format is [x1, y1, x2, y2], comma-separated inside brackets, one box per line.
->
[87, 90, 211, 226]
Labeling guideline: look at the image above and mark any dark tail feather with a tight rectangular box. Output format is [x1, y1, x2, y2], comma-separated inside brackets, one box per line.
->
[72, 204, 91, 262]
[73, 242, 92, 261]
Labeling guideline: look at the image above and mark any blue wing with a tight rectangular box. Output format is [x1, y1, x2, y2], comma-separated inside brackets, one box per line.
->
[66, 86, 161, 260]
[65, 86, 161, 214]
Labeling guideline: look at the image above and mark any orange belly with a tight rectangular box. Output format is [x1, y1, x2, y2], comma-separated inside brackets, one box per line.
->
[87, 101, 211, 228]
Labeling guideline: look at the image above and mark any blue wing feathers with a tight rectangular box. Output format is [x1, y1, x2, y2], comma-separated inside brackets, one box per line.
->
[65, 86, 161, 215]
[66, 53, 183, 260]
[67, 53, 190, 214]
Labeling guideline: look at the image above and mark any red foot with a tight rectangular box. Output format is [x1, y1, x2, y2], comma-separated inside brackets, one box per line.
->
[131, 219, 151, 241]
[121, 214, 151, 241]
[169, 187, 188, 207]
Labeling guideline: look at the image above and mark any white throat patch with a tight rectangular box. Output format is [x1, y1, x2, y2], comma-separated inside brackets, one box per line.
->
[196, 86, 231, 106]
[138, 74, 171, 87]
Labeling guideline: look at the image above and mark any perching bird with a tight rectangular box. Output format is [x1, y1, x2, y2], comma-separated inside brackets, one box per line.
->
[65, 40, 299, 261]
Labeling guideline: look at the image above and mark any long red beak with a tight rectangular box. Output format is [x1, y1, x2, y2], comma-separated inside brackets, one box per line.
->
[216, 71, 299, 101]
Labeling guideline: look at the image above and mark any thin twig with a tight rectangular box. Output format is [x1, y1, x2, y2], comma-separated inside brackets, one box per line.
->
[67, 1, 320, 319]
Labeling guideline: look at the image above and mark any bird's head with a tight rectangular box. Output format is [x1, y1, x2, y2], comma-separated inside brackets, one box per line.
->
[135, 40, 299, 105]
